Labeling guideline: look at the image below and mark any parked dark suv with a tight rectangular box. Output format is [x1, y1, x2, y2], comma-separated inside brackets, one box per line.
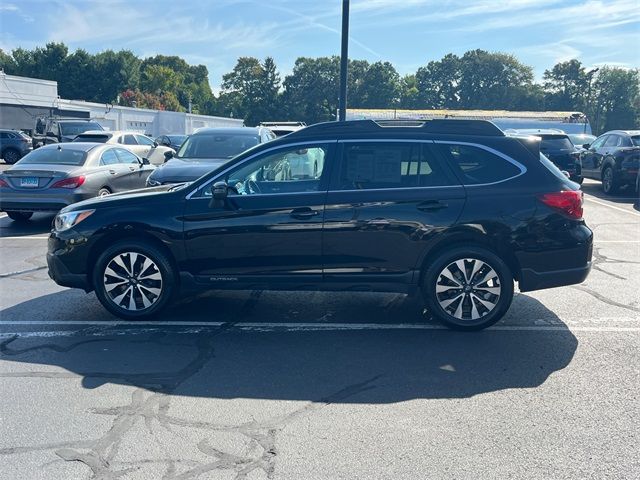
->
[0, 129, 32, 164]
[47, 120, 593, 330]
[581, 130, 640, 194]
[507, 129, 583, 183]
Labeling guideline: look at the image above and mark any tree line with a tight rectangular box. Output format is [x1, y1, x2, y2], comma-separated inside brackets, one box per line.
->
[1, 42, 638, 134]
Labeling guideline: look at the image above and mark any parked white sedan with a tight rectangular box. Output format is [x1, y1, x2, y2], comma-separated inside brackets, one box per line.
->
[73, 131, 175, 165]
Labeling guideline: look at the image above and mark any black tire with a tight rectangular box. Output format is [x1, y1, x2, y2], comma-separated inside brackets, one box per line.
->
[602, 165, 619, 194]
[97, 187, 111, 198]
[422, 246, 514, 331]
[2, 148, 20, 164]
[93, 241, 176, 320]
[6, 211, 33, 222]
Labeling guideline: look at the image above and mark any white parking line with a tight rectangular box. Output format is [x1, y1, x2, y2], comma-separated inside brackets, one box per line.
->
[0, 236, 49, 240]
[585, 197, 640, 217]
[0, 321, 638, 333]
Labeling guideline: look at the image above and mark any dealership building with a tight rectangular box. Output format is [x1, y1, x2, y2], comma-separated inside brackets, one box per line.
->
[0, 72, 242, 136]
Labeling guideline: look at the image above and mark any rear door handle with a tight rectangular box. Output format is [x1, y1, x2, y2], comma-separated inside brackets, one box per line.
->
[417, 200, 448, 212]
[109, 170, 117, 175]
[290, 207, 319, 219]
[128, 166, 136, 171]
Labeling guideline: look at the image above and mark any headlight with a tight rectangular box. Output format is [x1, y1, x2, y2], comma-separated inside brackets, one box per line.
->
[146, 177, 161, 187]
[54, 209, 95, 232]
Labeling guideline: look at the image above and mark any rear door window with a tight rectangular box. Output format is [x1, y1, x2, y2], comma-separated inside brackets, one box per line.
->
[123, 135, 138, 145]
[338, 142, 454, 190]
[135, 135, 154, 146]
[436, 144, 522, 185]
[604, 135, 622, 148]
[114, 148, 140, 164]
[100, 149, 120, 166]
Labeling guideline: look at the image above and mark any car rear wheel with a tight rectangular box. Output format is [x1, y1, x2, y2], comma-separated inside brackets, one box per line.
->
[602, 166, 619, 194]
[2, 148, 20, 164]
[93, 242, 176, 320]
[97, 187, 111, 197]
[6, 211, 33, 222]
[422, 246, 514, 331]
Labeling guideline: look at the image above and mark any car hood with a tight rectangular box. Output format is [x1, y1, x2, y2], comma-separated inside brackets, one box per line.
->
[149, 157, 230, 183]
[60, 184, 179, 213]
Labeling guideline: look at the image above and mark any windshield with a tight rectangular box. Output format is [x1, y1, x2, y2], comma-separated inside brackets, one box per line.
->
[567, 134, 596, 146]
[176, 134, 260, 160]
[59, 122, 103, 137]
[631, 136, 640, 146]
[539, 136, 574, 150]
[167, 135, 187, 144]
[17, 147, 88, 166]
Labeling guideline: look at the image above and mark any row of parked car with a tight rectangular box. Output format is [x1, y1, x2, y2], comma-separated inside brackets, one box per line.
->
[0, 125, 286, 221]
[506, 128, 640, 194]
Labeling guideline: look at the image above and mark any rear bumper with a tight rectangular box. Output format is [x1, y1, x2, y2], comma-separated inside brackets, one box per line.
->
[0, 192, 89, 213]
[519, 262, 591, 292]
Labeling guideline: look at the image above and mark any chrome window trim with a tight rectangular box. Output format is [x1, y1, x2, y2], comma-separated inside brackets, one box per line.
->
[186, 140, 336, 200]
[433, 140, 527, 186]
[328, 185, 464, 194]
[337, 139, 434, 143]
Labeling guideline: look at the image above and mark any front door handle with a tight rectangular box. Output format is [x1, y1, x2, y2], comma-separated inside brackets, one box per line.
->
[129, 166, 136, 171]
[290, 207, 319, 219]
[417, 200, 448, 212]
[109, 170, 117, 175]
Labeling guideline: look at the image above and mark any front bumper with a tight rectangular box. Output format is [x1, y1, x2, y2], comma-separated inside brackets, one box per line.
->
[47, 251, 90, 290]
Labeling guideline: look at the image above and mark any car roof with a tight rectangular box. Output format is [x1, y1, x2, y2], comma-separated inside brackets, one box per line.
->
[76, 130, 148, 136]
[192, 127, 262, 136]
[506, 128, 566, 135]
[607, 130, 640, 136]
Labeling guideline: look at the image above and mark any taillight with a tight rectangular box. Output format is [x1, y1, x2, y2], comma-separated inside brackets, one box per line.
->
[52, 176, 86, 189]
[0, 178, 8, 187]
[538, 191, 583, 220]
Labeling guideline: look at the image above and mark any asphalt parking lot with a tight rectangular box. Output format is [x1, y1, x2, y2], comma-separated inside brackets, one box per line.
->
[0, 177, 639, 479]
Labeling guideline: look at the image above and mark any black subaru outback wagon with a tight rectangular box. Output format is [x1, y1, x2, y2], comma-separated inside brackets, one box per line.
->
[47, 119, 593, 330]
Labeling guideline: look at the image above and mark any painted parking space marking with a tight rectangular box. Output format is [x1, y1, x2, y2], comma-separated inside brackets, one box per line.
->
[1, 321, 639, 336]
[584, 197, 640, 217]
[0, 236, 49, 240]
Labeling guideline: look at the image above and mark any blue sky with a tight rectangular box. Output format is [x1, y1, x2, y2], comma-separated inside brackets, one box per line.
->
[1, 0, 638, 91]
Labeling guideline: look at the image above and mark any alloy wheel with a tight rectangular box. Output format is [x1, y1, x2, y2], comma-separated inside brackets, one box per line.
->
[603, 168, 613, 192]
[103, 252, 163, 311]
[435, 258, 501, 321]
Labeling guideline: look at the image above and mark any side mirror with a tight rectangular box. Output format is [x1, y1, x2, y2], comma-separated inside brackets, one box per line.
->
[153, 141, 158, 147]
[582, 144, 591, 149]
[163, 150, 173, 162]
[212, 181, 229, 200]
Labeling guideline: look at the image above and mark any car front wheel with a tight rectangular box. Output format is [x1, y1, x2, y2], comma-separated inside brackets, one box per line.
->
[422, 246, 514, 331]
[93, 241, 176, 319]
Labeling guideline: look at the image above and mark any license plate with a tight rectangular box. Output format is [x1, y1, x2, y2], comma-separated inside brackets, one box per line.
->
[20, 177, 39, 188]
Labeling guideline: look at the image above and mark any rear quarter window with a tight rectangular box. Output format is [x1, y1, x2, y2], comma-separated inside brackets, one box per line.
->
[437, 144, 523, 185]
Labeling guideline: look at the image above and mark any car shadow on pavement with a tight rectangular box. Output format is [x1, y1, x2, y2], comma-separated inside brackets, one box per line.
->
[0, 213, 54, 237]
[0, 289, 578, 403]
[581, 180, 639, 206]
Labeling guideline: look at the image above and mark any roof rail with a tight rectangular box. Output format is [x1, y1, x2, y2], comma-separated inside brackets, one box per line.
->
[289, 119, 504, 137]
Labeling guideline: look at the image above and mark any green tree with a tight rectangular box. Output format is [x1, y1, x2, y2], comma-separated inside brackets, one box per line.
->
[399, 74, 421, 109]
[282, 56, 341, 123]
[415, 53, 461, 108]
[543, 60, 589, 111]
[357, 61, 401, 108]
[141, 64, 181, 95]
[92, 50, 140, 103]
[591, 67, 640, 133]
[457, 50, 534, 109]
[220, 56, 282, 125]
[0, 48, 16, 72]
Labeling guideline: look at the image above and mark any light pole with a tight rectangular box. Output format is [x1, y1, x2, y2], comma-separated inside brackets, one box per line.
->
[585, 68, 599, 134]
[338, 0, 350, 121]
